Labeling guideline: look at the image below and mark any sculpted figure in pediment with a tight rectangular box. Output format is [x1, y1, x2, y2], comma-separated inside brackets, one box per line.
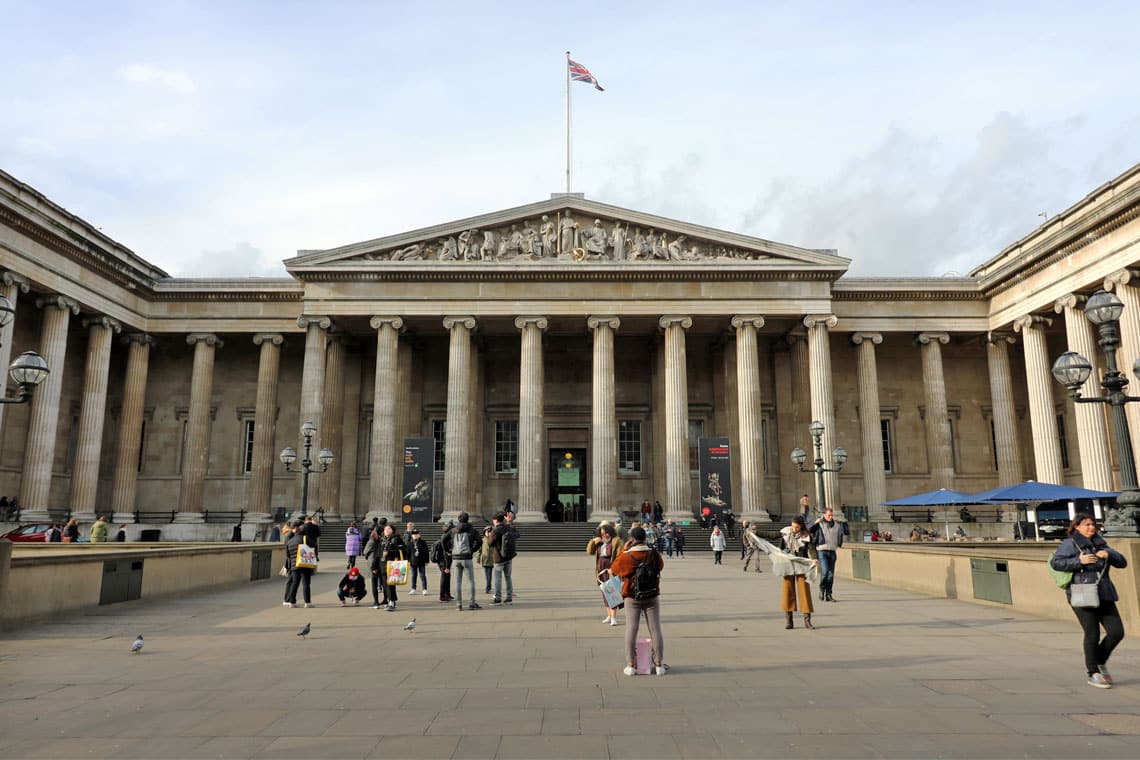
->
[521, 222, 540, 257]
[667, 235, 692, 261]
[480, 229, 496, 260]
[439, 236, 459, 261]
[609, 221, 626, 260]
[458, 229, 479, 260]
[390, 243, 424, 261]
[584, 219, 608, 256]
[559, 214, 579, 255]
[629, 229, 647, 260]
[540, 215, 556, 257]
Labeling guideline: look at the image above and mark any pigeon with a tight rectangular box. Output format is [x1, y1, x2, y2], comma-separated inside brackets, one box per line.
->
[403, 618, 416, 632]
[130, 635, 144, 654]
[297, 622, 311, 639]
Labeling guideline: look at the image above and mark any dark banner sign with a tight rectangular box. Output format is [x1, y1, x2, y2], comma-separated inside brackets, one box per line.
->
[698, 437, 732, 521]
[401, 437, 435, 522]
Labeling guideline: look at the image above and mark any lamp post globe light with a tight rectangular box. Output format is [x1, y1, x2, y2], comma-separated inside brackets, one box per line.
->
[790, 420, 847, 514]
[1050, 289, 1140, 536]
[279, 421, 333, 518]
[0, 351, 50, 405]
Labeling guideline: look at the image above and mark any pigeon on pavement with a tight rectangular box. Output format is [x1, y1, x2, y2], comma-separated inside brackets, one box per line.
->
[130, 635, 144, 654]
[297, 622, 311, 639]
[403, 618, 416, 632]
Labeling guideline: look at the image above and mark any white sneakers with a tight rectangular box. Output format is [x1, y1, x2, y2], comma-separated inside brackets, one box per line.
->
[655, 665, 669, 676]
[602, 616, 612, 623]
[623, 666, 637, 676]
[608, 618, 619, 626]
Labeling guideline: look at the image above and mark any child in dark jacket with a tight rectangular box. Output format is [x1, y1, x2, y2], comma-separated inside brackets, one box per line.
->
[408, 529, 430, 595]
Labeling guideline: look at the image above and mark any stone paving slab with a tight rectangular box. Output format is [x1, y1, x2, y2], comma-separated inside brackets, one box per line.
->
[2, 552, 1138, 759]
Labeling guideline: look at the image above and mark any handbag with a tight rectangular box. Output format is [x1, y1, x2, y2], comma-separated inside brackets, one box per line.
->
[386, 557, 410, 585]
[1069, 564, 1105, 609]
[295, 538, 318, 569]
[1046, 550, 1073, 589]
[598, 570, 624, 609]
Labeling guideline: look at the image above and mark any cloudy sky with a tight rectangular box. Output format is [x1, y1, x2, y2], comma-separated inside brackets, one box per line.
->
[4, 1, 1139, 278]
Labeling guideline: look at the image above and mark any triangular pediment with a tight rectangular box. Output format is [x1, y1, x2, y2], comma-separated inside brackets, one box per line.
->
[285, 196, 849, 275]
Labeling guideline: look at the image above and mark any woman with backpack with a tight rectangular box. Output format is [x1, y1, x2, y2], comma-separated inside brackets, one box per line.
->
[1049, 515, 1127, 689]
[610, 526, 667, 676]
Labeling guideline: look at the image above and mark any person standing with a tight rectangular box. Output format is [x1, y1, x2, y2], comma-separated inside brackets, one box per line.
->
[673, 527, 686, 559]
[741, 523, 763, 573]
[799, 494, 812, 522]
[344, 521, 362, 569]
[374, 524, 406, 611]
[610, 526, 667, 676]
[490, 513, 517, 605]
[63, 518, 80, 543]
[1050, 515, 1128, 689]
[268, 523, 281, 543]
[779, 516, 817, 629]
[739, 521, 750, 560]
[299, 516, 321, 560]
[588, 522, 624, 625]
[89, 515, 109, 543]
[284, 520, 315, 608]
[710, 526, 726, 564]
[434, 522, 454, 603]
[478, 526, 495, 595]
[810, 507, 848, 602]
[407, 528, 429, 595]
[445, 512, 481, 610]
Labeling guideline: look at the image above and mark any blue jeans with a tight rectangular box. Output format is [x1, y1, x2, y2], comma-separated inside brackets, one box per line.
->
[494, 560, 514, 600]
[411, 564, 427, 591]
[452, 558, 476, 605]
[483, 565, 493, 593]
[818, 549, 837, 594]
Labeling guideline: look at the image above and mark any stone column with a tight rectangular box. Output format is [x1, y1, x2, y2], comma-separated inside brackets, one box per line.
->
[804, 314, 841, 513]
[318, 336, 347, 518]
[731, 315, 771, 522]
[0, 272, 29, 436]
[1013, 315, 1064, 483]
[20, 295, 79, 521]
[660, 315, 692, 520]
[986, 333, 1022, 487]
[917, 332, 954, 490]
[69, 316, 122, 521]
[177, 334, 221, 521]
[246, 334, 283, 522]
[852, 333, 887, 517]
[588, 316, 619, 522]
[1055, 295, 1114, 491]
[516, 316, 549, 523]
[442, 316, 476, 518]
[110, 335, 152, 517]
[297, 315, 331, 509]
[1104, 269, 1140, 465]
[369, 317, 403, 520]
[787, 332, 812, 501]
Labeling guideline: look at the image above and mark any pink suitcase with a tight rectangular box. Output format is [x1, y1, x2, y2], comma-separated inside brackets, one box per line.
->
[636, 637, 652, 675]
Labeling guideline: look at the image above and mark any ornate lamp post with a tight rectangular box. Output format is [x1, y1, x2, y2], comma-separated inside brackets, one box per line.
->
[1051, 289, 1140, 536]
[790, 420, 848, 513]
[279, 420, 334, 517]
[0, 297, 50, 405]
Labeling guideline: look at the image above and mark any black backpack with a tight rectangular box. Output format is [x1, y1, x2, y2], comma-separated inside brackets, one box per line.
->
[499, 528, 518, 561]
[631, 549, 660, 600]
[430, 539, 444, 564]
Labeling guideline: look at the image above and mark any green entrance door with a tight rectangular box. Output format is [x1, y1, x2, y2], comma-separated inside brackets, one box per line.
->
[549, 448, 587, 522]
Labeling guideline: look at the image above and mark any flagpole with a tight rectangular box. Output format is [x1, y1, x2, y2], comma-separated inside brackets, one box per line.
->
[565, 50, 572, 193]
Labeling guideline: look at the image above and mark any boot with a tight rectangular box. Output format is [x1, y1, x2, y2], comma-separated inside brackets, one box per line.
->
[785, 612, 794, 629]
[803, 614, 814, 630]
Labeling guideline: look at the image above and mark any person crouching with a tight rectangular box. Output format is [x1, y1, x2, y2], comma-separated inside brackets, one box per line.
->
[338, 567, 367, 606]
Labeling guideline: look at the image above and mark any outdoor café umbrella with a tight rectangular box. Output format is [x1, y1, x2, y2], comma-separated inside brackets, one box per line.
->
[882, 488, 980, 540]
[970, 481, 1117, 540]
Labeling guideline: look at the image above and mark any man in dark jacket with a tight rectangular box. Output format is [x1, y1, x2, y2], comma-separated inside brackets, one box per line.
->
[283, 519, 314, 608]
[299, 516, 321, 559]
[809, 507, 849, 602]
[337, 567, 367, 605]
[489, 513, 515, 605]
[407, 529, 430, 596]
[444, 512, 481, 610]
[434, 523, 454, 603]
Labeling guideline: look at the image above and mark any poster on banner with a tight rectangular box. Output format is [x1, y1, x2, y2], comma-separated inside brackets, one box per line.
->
[698, 437, 732, 523]
[402, 438, 435, 522]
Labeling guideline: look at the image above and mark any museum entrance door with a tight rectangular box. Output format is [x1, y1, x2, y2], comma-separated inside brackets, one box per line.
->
[548, 448, 587, 522]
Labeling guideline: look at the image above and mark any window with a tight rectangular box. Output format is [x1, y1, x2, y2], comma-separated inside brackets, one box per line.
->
[432, 419, 446, 472]
[619, 420, 642, 473]
[948, 418, 959, 473]
[990, 420, 998, 471]
[761, 418, 770, 474]
[880, 418, 894, 473]
[178, 419, 188, 474]
[688, 419, 704, 471]
[1057, 413, 1070, 470]
[137, 420, 147, 474]
[241, 420, 255, 474]
[494, 421, 518, 474]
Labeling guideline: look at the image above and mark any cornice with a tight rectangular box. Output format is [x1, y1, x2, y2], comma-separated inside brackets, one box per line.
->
[831, 277, 983, 301]
[285, 264, 841, 283]
[150, 279, 302, 302]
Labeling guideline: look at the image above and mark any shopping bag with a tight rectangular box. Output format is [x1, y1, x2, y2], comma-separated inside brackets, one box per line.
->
[599, 572, 624, 609]
[296, 539, 317, 569]
[636, 637, 653, 675]
[386, 559, 410, 586]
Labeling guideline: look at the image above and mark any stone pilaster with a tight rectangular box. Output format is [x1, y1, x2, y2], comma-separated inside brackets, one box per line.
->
[318, 336, 347, 517]
[1104, 269, 1140, 465]
[732, 316, 770, 522]
[852, 333, 887, 517]
[660, 315, 692, 520]
[297, 315, 331, 509]
[804, 314, 840, 514]
[177, 333, 221, 521]
[516, 316, 549, 523]
[787, 332, 812, 502]
[110, 335, 152, 517]
[588, 316, 619, 522]
[369, 316, 403, 521]
[917, 332, 954, 490]
[1013, 315, 1064, 483]
[1055, 295, 1114, 491]
[442, 316, 476, 519]
[986, 333, 1022, 487]
[69, 316, 122, 521]
[19, 295, 79, 520]
[246, 334, 283, 521]
[0, 272, 29, 435]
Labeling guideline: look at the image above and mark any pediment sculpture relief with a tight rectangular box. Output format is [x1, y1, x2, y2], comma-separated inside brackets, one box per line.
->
[355, 211, 772, 264]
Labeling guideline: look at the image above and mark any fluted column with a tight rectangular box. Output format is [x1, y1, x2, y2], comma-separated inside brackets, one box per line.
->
[1104, 269, 1140, 465]
[369, 317, 404, 520]
[511, 316, 548, 522]
[1055, 295, 1114, 491]
[986, 333, 1022, 487]
[246, 334, 283, 521]
[731, 316, 770, 522]
[177, 334, 221, 521]
[69, 317, 122, 521]
[110, 335, 153, 516]
[588, 316, 619, 522]
[917, 332, 954, 490]
[805, 314, 840, 513]
[297, 315, 331, 508]
[20, 295, 79, 520]
[0, 272, 29, 436]
[660, 315, 692, 519]
[852, 333, 887, 517]
[1013, 315, 1063, 483]
[318, 336, 347, 517]
[443, 316, 476, 518]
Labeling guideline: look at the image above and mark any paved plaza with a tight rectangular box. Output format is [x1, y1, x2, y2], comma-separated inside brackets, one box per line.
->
[1, 551, 1138, 759]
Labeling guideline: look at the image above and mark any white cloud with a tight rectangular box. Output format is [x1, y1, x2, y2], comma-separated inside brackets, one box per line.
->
[118, 63, 196, 94]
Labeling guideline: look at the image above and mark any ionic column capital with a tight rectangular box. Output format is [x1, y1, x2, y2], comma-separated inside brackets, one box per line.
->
[659, 315, 692, 330]
[803, 314, 838, 330]
[1, 271, 29, 292]
[369, 316, 405, 332]
[1013, 314, 1052, 333]
[442, 315, 476, 331]
[851, 332, 882, 346]
[82, 316, 122, 333]
[297, 315, 332, 330]
[186, 333, 223, 348]
[1104, 268, 1140, 291]
[252, 333, 285, 346]
[587, 315, 620, 331]
[121, 333, 154, 347]
[730, 315, 765, 331]
[916, 332, 949, 346]
[35, 294, 80, 314]
[1053, 293, 1087, 313]
[986, 331, 1016, 345]
[515, 315, 549, 331]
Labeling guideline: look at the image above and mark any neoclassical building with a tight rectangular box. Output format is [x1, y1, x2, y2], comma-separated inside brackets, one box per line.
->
[2, 164, 1139, 537]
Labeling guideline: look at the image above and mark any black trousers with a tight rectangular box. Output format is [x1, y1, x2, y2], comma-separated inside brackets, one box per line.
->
[1071, 600, 1125, 675]
[438, 567, 451, 599]
[284, 568, 312, 604]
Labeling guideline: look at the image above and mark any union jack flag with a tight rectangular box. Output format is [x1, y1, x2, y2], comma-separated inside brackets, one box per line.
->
[568, 58, 604, 91]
